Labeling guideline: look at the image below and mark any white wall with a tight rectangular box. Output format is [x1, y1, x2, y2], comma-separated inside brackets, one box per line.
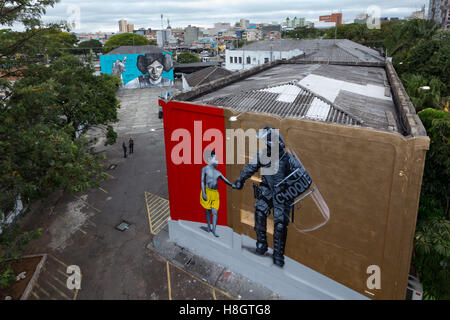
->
[225, 49, 303, 71]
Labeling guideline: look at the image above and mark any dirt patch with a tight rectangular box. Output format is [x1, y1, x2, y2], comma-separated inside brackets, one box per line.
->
[0, 256, 42, 300]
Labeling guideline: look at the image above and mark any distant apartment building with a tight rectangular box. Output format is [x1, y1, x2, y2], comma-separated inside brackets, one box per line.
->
[127, 24, 134, 33]
[354, 13, 368, 24]
[240, 19, 250, 30]
[246, 28, 262, 41]
[184, 25, 200, 46]
[285, 17, 306, 28]
[440, 0, 450, 29]
[409, 5, 426, 19]
[428, 0, 449, 28]
[319, 13, 343, 26]
[156, 28, 177, 47]
[119, 19, 127, 32]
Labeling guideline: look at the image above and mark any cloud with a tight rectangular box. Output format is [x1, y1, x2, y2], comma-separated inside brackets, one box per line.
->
[39, 0, 425, 32]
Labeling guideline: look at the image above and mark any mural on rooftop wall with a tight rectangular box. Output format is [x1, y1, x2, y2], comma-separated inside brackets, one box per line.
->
[100, 52, 174, 88]
[195, 125, 330, 268]
[230, 126, 330, 268]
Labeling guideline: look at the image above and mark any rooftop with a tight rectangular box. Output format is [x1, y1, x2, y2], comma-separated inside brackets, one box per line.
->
[233, 39, 384, 63]
[195, 64, 396, 131]
[183, 66, 233, 88]
[170, 58, 426, 138]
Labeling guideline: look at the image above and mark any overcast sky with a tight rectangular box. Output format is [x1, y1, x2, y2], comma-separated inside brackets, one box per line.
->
[39, 0, 428, 32]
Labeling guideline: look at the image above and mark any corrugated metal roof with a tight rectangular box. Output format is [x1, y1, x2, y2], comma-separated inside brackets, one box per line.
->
[202, 80, 363, 126]
[236, 39, 384, 63]
[184, 66, 233, 88]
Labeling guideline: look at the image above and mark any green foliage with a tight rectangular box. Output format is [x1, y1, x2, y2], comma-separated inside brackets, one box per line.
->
[14, 55, 120, 135]
[414, 109, 450, 299]
[396, 35, 450, 98]
[0, 222, 42, 289]
[414, 217, 450, 299]
[284, 26, 326, 39]
[0, 0, 60, 27]
[76, 39, 103, 55]
[176, 51, 201, 63]
[103, 33, 150, 53]
[386, 19, 440, 58]
[401, 74, 446, 111]
[105, 125, 118, 146]
[418, 109, 450, 219]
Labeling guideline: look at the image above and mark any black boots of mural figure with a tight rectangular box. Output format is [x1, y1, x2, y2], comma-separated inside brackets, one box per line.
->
[254, 211, 287, 267]
[273, 222, 288, 267]
[254, 211, 269, 255]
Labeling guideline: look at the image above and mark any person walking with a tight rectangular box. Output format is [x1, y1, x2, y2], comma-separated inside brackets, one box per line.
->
[129, 138, 134, 154]
[122, 142, 127, 158]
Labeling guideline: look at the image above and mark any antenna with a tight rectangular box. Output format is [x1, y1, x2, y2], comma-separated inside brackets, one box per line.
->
[161, 14, 164, 30]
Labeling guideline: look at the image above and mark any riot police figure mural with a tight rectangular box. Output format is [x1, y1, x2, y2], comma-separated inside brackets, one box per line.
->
[233, 127, 313, 267]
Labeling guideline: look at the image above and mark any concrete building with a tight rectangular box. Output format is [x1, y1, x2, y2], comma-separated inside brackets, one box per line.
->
[127, 24, 134, 33]
[440, 0, 450, 29]
[354, 13, 368, 24]
[225, 39, 384, 72]
[159, 45, 429, 300]
[246, 28, 263, 41]
[184, 25, 200, 46]
[428, 0, 449, 28]
[409, 5, 426, 19]
[225, 39, 304, 71]
[118, 19, 127, 33]
[320, 13, 343, 25]
[240, 19, 250, 30]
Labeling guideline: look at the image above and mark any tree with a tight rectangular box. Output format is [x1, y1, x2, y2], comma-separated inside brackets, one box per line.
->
[76, 39, 103, 55]
[400, 74, 445, 112]
[13, 55, 120, 138]
[385, 18, 440, 58]
[103, 33, 150, 53]
[284, 26, 325, 39]
[396, 35, 450, 97]
[414, 109, 450, 299]
[176, 52, 201, 63]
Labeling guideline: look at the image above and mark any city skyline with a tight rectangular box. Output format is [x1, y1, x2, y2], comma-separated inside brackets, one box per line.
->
[36, 0, 428, 32]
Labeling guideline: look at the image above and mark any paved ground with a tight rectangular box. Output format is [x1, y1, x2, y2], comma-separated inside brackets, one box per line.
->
[19, 85, 279, 300]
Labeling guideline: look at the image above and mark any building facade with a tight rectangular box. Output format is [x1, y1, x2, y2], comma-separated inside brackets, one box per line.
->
[428, 0, 450, 28]
[159, 54, 429, 300]
[319, 13, 343, 25]
[118, 19, 127, 33]
[184, 25, 200, 46]
[225, 40, 304, 71]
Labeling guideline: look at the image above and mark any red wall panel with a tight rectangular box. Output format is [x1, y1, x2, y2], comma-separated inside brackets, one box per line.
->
[160, 99, 228, 226]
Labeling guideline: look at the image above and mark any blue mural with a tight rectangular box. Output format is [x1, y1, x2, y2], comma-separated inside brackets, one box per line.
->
[100, 52, 174, 89]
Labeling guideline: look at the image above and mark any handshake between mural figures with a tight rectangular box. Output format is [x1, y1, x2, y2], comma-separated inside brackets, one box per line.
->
[229, 127, 330, 268]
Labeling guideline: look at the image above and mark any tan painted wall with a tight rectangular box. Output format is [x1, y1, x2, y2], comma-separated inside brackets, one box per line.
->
[224, 109, 429, 300]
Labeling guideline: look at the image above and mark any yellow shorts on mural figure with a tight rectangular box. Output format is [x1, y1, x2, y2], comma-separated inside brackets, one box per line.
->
[200, 188, 220, 211]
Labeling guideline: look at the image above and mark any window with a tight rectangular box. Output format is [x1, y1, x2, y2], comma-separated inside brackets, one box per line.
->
[264, 58, 269, 63]
[230, 56, 233, 63]
[238, 57, 242, 64]
[234, 57, 238, 63]
[246, 56, 251, 64]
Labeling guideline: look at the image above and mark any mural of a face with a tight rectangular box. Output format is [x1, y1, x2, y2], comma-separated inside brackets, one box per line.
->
[137, 53, 173, 83]
[147, 60, 164, 82]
